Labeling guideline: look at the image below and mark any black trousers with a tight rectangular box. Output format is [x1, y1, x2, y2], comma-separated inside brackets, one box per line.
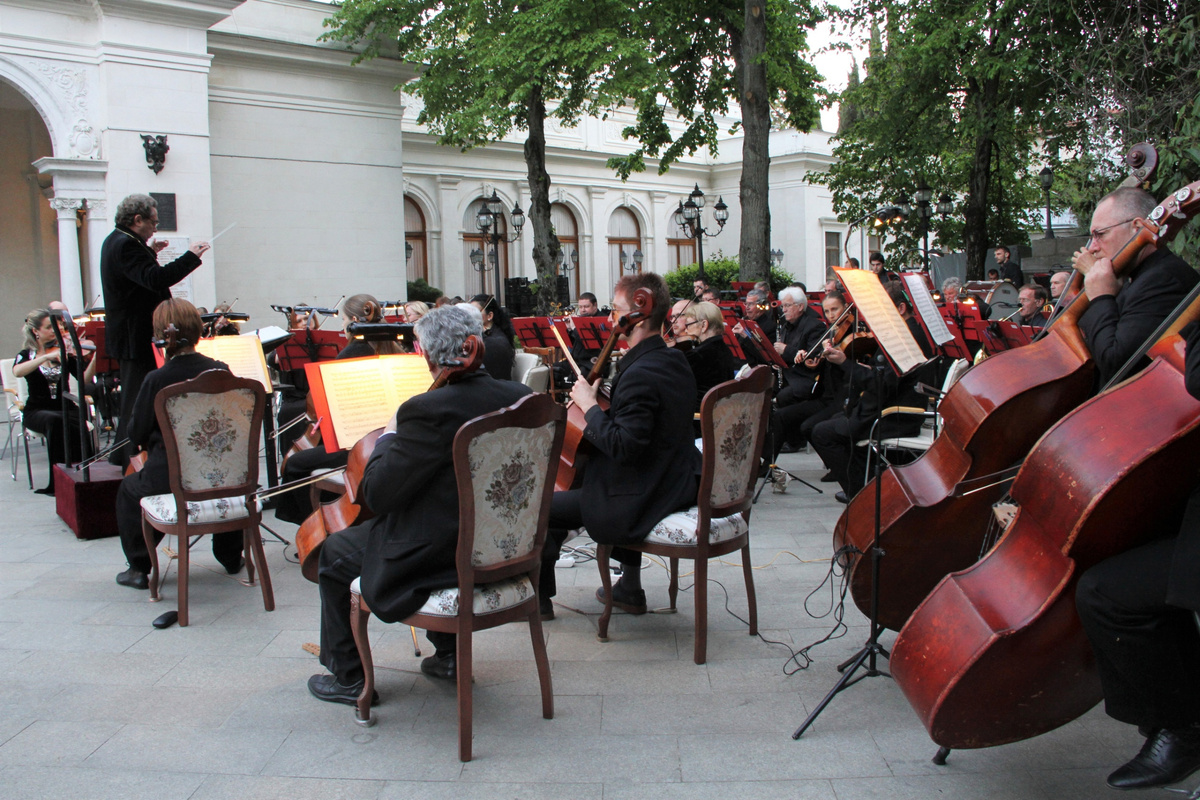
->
[24, 404, 89, 488]
[318, 525, 454, 686]
[274, 446, 349, 524]
[1077, 536, 1200, 730]
[540, 489, 642, 599]
[112, 358, 154, 468]
[115, 466, 243, 575]
[810, 412, 923, 497]
[773, 397, 830, 454]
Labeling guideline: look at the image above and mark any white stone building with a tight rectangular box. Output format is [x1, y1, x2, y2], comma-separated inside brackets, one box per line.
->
[0, 0, 853, 357]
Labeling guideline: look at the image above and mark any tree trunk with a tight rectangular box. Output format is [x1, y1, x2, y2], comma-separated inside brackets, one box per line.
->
[524, 84, 561, 314]
[738, 0, 771, 282]
[963, 76, 999, 280]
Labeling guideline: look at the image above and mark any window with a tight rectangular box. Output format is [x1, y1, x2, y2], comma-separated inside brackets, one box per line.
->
[607, 207, 642, 275]
[825, 231, 841, 270]
[404, 196, 427, 283]
[667, 212, 694, 271]
[551, 202, 579, 299]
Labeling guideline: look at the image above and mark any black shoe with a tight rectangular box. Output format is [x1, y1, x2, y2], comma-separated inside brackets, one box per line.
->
[539, 595, 555, 621]
[307, 673, 379, 706]
[835, 491, 849, 504]
[778, 441, 802, 454]
[1107, 726, 1200, 789]
[219, 556, 244, 575]
[34, 485, 54, 496]
[820, 471, 837, 483]
[595, 578, 648, 615]
[116, 567, 149, 590]
[420, 652, 457, 680]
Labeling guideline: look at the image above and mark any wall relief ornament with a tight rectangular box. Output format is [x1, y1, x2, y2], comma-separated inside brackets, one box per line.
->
[31, 60, 100, 159]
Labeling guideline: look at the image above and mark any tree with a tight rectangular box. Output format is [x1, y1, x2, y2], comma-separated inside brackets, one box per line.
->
[608, 0, 822, 282]
[322, 0, 655, 313]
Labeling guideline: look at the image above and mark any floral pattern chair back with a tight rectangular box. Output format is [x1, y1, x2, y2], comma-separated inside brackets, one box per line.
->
[156, 371, 265, 496]
[701, 366, 772, 511]
[453, 393, 566, 571]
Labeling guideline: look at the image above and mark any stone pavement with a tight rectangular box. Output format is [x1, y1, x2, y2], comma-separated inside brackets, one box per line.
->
[0, 441, 1169, 799]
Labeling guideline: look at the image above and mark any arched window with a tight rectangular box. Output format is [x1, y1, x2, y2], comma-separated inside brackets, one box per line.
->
[607, 207, 642, 275]
[404, 196, 427, 283]
[666, 212, 694, 271]
[463, 197, 510, 298]
[551, 202, 579, 300]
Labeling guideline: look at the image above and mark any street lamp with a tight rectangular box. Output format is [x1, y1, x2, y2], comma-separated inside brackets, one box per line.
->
[619, 247, 644, 272]
[674, 182, 728, 282]
[914, 179, 934, 271]
[474, 190, 525, 306]
[770, 248, 784, 269]
[1039, 166, 1055, 240]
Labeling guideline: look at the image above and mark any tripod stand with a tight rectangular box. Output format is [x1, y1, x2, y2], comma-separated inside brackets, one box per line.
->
[793, 363, 890, 738]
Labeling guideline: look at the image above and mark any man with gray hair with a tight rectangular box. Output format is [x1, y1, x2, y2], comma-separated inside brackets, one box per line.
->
[1074, 186, 1198, 385]
[100, 193, 210, 466]
[308, 305, 532, 704]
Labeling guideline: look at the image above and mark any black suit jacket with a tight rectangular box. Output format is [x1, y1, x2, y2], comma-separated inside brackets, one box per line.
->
[1079, 248, 1198, 387]
[579, 336, 701, 545]
[778, 306, 826, 393]
[356, 370, 532, 623]
[100, 226, 202, 364]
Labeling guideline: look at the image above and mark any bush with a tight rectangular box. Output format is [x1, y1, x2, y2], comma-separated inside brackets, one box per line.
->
[663, 253, 794, 298]
[407, 278, 443, 303]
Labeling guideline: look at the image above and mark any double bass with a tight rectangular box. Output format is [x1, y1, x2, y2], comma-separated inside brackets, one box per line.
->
[889, 179, 1200, 750]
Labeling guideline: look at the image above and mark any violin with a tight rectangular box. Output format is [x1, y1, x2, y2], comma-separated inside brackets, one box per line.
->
[293, 334, 484, 582]
[554, 287, 653, 492]
[832, 146, 1172, 632]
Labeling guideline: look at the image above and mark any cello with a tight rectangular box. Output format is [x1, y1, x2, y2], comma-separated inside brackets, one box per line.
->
[293, 334, 484, 582]
[833, 149, 1163, 632]
[889, 179, 1200, 750]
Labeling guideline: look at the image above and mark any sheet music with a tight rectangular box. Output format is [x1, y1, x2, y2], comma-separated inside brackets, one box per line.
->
[903, 275, 955, 346]
[320, 359, 396, 447]
[837, 268, 927, 375]
[196, 335, 273, 391]
[382, 355, 434, 411]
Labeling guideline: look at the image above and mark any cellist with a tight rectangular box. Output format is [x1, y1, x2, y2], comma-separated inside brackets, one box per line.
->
[1076, 187, 1199, 386]
[539, 273, 701, 620]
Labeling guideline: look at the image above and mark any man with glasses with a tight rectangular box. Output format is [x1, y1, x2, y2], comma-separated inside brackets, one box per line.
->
[773, 286, 826, 407]
[100, 194, 209, 466]
[1075, 187, 1198, 386]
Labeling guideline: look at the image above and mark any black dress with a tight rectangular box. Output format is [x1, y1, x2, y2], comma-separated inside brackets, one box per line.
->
[15, 349, 90, 488]
[480, 326, 515, 381]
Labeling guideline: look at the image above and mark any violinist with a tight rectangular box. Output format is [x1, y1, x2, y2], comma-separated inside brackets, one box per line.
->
[114, 299, 242, 590]
[1075, 320, 1200, 790]
[470, 294, 517, 381]
[403, 302, 429, 354]
[666, 298, 698, 350]
[1015, 284, 1049, 329]
[308, 305, 531, 702]
[273, 293, 401, 525]
[1075, 187, 1199, 386]
[14, 309, 97, 494]
[678, 301, 735, 415]
[810, 281, 935, 503]
[539, 273, 701, 619]
[206, 302, 241, 337]
[773, 287, 826, 406]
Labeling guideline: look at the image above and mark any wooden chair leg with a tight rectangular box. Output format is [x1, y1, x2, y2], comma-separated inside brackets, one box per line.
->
[249, 526, 274, 612]
[596, 545, 613, 642]
[350, 589, 375, 726]
[178, 533, 190, 627]
[668, 557, 680, 610]
[528, 599, 554, 721]
[741, 542, 758, 635]
[693, 556, 708, 665]
[143, 517, 161, 602]
[457, 626, 474, 762]
[242, 529, 257, 586]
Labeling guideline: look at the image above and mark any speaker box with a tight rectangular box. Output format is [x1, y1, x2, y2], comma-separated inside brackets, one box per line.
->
[54, 462, 123, 540]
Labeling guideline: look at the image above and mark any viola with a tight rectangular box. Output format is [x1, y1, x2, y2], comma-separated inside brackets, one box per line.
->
[554, 288, 654, 492]
[833, 150, 1175, 632]
[293, 335, 484, 582]
[890, 276, 1200, 749]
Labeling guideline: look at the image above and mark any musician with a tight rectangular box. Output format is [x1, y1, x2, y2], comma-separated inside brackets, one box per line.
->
[540, 273, 701, 618]
[666, 298, 697, 349]
[114, 299, 242, 590]
[693, 279, 709, 300]
[1015, 284, 1049, 329]
[700, 288, 720, 304]
[987, 268, 1000, 281]
[1049, 269, 1071, 302]
[995, 245, 1022, 285]
[679, 301, 735, 415]
[1075, 321, 1200, 790]
[14, 309, 97, 494]
[308, 305, 532, 700]
[1076, 186, 1199, 386]
[553, 293, 604, 384]
[206, 302, 241, 337]
[810, 281, 935, 502]
[773, 287, 826, 406]
[868, 252, 899, 284]
[100, 194, 209, 467]
[403, 302, 429, 354]
[470, 294, 516, 381]
[273, 293, 401, 525]
[732, 289, 776, 343]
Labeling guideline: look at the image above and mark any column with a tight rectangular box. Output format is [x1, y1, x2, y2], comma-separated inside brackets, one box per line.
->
[84, 199, 107, 308]
[50, 197, 85, 313]
[588, 186, 607, 294]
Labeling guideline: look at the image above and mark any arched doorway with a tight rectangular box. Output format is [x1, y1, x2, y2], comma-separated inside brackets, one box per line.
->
[404, 196, 428, 283]
[551, 202, 579, 300]
[463, 196, 511, 300]
[0, 79, 60, 356]
[607, 207, 642, 276]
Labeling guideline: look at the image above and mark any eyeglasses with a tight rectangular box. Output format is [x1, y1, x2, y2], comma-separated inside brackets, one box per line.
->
[779, 302, 800, 309]
[683, 319, 704, 328]
[1089, 218, 1136, 241]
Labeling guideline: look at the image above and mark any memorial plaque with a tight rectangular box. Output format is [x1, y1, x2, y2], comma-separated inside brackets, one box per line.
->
[150, 192, 177, 231]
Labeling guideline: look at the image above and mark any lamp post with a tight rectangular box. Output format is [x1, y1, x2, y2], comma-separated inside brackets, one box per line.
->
[674, 183, 728, 283]
[474, 190, 525, 306]
[914, 179, 934, 271]
[619, 247, 644, 272]
[1039, 166, 1055, 240]
[770, 248, 784, 270]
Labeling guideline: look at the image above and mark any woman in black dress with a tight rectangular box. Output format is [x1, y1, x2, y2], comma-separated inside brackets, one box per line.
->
[470, 294, 516, 381]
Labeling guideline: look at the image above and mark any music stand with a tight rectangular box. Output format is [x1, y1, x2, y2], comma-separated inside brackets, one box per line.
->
[572, 316, 616, 351]
[511, 317, 558, 350]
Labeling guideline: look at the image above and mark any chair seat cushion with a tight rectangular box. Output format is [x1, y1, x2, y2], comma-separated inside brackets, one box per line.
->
[643, 507, 748, 546]
[140, 493, 260, 525]
[350, 575, 535, 617]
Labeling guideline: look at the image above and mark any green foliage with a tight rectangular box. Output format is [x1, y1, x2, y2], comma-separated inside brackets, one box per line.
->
[664, 254, 793, 297]
[406, 278, 442, 303]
